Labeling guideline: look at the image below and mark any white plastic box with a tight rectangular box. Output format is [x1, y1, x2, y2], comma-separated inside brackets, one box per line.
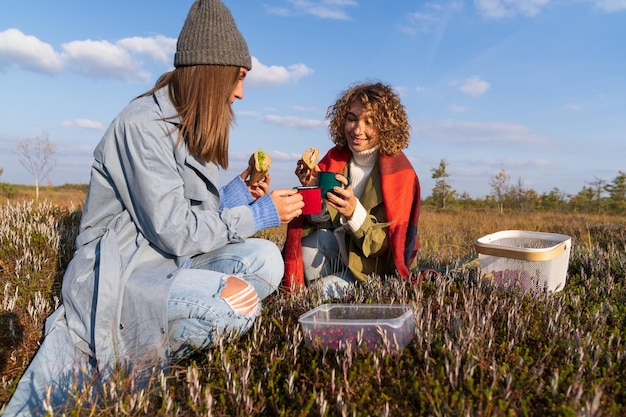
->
[298, 304, 415, 353]
[474, 230, 572, 293]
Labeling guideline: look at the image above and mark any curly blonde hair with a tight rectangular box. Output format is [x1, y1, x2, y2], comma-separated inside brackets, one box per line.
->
[326, 82, 411, 156]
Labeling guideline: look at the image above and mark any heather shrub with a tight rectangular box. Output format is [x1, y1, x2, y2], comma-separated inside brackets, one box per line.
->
[1, 200, 625, 416]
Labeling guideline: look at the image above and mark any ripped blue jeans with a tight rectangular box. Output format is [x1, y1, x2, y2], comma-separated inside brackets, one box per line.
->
[2, 238, 283, 417]
[301, 229, 357, 300]
[167, 238, 283, 359]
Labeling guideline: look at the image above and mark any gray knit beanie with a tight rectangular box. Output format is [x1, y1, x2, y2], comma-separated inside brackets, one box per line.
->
[174, 0, 251, 70]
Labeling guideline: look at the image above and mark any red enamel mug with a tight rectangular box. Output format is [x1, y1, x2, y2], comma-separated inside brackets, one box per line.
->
[295, 186, 322, 215]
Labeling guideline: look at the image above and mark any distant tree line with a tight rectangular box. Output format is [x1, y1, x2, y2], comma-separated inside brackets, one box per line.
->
[2, 136, 624, 215]
[426, 159, 626, 214]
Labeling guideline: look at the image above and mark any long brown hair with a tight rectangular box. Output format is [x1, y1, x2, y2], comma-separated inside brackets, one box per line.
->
[326, 82, 411, 156]
[141, 65, 240, 168]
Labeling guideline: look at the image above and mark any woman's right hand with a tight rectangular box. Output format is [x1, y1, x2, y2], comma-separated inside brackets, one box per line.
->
[295, 160, 319, 186]
[270, 188, 305, 223]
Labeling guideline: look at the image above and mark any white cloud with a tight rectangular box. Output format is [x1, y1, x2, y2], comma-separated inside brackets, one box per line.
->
[269, 150, 297, 161]
[474, 0, 549, 19]
[416, 118, 549, 147]
[267, 0, 358, 20]
[0, 28, 63, 73]
[0, 29, 175, 82]
[61, 119, 104, 130]
[459, 76, 490, 96]
[117, 35, 176, 64]
[61, 39, 151, 82]
[247, 57, 314, 87]
[407, 11, 439, 34]
[292, 105, 317, 112]
[405, 2, 463, 34]
[449, 104, 467, 112]
[0, 30, 314, 87]
[592, 0, 626, 12]
[262, 115, 326, 130]
[566, 103, 582, 111]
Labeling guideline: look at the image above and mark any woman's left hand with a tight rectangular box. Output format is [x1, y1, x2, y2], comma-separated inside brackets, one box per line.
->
[241, 168, 269, 200]
[325, 176, 355, 219]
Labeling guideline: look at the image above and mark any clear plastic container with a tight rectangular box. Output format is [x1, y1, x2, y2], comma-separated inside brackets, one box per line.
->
[298, 304, 415, 353]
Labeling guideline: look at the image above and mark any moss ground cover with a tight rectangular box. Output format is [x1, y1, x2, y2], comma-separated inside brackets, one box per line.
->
[1, 197, 625, 416]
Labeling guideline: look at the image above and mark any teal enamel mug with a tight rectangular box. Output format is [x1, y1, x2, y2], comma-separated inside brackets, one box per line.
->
[318, 172, 351, 198]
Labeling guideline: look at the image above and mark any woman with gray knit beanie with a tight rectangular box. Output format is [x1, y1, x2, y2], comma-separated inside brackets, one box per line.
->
[4, 1, 304, 415]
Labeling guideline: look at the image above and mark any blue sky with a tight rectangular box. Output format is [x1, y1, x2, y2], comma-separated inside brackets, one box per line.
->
[1, 0, 624, 198]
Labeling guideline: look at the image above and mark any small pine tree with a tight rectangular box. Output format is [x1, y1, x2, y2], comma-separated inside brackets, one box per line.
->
[604, 170, 626, 212]
[430, 159, 455, 209]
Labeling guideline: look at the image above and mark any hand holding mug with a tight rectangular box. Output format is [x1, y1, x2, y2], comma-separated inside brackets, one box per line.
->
[319, 172, 355, 218]
[318, 172, 351, 199]
[270, 189, 304, 223]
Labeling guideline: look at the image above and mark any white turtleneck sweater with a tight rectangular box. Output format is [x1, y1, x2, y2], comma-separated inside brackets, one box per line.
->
[340, 146, 379, 231]
[333, 146, 379, 265]
[348, 146, 378, 199]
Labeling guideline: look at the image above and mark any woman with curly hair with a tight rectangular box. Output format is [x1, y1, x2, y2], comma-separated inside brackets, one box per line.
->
[283, 82, 421, 299]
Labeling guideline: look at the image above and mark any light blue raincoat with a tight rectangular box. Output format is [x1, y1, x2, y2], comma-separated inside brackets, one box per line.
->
[59, 86, 270, 370]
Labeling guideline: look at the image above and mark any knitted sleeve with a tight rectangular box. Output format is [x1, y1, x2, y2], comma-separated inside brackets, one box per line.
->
[220, 176, 280, 232]
[249, 195, 280, 232]
[220, 176, 253, 209]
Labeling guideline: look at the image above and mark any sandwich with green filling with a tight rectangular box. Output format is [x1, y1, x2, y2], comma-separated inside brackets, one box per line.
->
[248, 148, 272, 184]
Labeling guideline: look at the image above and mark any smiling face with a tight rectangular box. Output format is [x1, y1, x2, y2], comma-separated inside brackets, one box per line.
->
[344, 100, 380, 153]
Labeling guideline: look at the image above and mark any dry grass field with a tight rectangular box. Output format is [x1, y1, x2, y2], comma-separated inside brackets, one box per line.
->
[1, 186, 625, 415]
[1, 184, 88, 208]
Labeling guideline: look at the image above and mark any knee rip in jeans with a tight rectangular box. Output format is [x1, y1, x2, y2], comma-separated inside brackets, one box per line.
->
[221, 276, 259, 316]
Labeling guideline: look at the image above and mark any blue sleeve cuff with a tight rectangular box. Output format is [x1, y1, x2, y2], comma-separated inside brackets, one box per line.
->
[249, 194, 280, 232]
[220, 176, 253, 209]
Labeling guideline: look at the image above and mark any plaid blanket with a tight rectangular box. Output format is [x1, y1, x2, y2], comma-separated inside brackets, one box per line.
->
[282, 146, 421, 291]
